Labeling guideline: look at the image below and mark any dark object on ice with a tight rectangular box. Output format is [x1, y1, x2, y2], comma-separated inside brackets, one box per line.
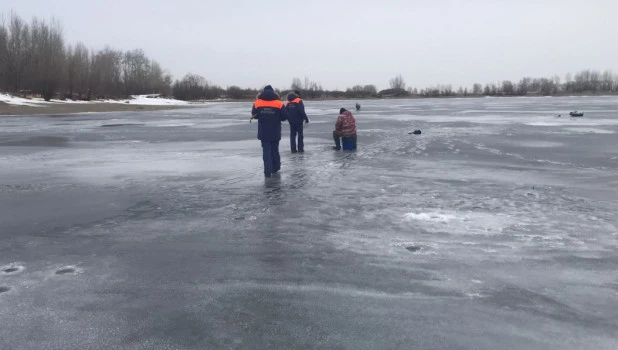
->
[55, 267, 76, 275]
[409, 130, 422, 135]
[405, 245, 421, 252]
[569, 111, 584, 117]
[0, 286, 10, 294]
[355, 103, 361, 111]
[101, 123, 144, 127]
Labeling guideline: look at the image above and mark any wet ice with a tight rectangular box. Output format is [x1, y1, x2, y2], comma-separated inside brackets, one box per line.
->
[0, 96, 617, 349]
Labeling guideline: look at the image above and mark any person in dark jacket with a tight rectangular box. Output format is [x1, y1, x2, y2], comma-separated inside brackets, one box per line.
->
[251, 85, 288, 177]
[286, 90, 309, 153]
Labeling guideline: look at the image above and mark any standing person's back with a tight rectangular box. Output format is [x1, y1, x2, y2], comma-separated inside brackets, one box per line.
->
[286, 90, 309, 153]
[251, 85, 288, 177]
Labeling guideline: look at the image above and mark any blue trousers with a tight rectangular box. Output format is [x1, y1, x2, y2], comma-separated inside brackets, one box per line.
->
[261, 140, 280, 176]
[289, 123, 304, 152]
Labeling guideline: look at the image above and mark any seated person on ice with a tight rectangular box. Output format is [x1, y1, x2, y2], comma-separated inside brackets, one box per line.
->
[332, 108, 357, 150]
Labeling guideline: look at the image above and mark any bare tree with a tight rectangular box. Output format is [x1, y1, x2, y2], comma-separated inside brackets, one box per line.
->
[66, 44, 75, 95]
[172, 73, 208, 100]
[441, 84, 453, 96]
[590, 70, 600, 93]
[6, 12, 31, 92]
[345, 84, 377, 98]
[0, 11, 178, 99]
[147, 60, 170, 95]
[66, 42, 89, 98]
[502, 80, 515, 95]
[122, 49, 150, 95]
[0, 17, 7, 91]
[29, 17, 65, 100]
[90, 47, 123, 98]
[363, 84, 377, 96]
[472, 83, 482, 95]
[517, 77, 531, 95]
[290, 77, 302, 90]
[601, 70, 613, 92]
[74, 43, 90, 98]
[389, 74, 406, 90]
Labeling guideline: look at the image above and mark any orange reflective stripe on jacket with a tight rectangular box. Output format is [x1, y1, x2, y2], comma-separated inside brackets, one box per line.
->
[254, 99, 283, 109]
[286, 98, 302, 105]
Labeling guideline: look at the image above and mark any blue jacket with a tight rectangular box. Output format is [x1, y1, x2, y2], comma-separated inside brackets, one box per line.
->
[251, 89, 288, 141]
[286, 93, 309, 125]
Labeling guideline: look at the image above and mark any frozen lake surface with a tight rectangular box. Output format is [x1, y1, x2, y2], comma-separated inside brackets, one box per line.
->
[1, 97, 617, 349]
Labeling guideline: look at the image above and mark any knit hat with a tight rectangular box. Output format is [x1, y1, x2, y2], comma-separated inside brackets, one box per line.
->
[287, 92, 296, 101]
[294, 90, 301, 96]
[339, 108, 347, 114]
[264, 85, 273, 91]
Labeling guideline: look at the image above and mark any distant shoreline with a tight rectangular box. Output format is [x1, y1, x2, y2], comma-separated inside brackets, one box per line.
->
[196, 92, 618, 103]
[3, 93, 616, 117]
[0, 102, 204, 117]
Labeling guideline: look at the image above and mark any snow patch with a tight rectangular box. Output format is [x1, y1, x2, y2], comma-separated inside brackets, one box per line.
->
[404, 212, 458, 222]
[107, 94, 190, 106]
[561, 127, 615, 134]
[0, 93, 48, 107]
[1, 93, 192, 107]
[403, 210, 514, 235]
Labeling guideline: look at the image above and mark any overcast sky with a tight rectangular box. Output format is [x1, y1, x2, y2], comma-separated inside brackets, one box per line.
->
[3, 0, 617, 90]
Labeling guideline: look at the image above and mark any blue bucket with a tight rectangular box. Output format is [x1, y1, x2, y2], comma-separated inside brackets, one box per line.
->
[342, 136, 356, 150]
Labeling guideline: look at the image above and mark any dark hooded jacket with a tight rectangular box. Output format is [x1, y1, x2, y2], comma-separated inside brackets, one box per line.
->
[251, 87, 288, 141]
[286, 93, 309, 125]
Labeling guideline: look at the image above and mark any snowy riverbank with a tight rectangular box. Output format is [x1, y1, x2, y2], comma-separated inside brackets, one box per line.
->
[0, 93, 200, 116]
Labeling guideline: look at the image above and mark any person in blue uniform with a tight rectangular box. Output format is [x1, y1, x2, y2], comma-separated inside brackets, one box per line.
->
[286, 90, 309, 153]
[251, 85, 288, 177]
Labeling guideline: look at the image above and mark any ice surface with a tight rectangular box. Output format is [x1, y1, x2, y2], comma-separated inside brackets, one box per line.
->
[1, 97, 617, 349]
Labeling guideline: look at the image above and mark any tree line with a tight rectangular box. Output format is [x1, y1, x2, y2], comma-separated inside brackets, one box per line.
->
[2, 11, 618, 102]
[416, 70, 618, 98]
[0, 12, 171, 100]
[172, 70, 618, 101]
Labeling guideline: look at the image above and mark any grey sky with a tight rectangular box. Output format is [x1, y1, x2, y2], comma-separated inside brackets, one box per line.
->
[3, 0, 617, 90]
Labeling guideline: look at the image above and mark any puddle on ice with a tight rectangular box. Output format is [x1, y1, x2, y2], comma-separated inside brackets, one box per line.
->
[405, 245, 422, 252]
[1, 264, 25, 275]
